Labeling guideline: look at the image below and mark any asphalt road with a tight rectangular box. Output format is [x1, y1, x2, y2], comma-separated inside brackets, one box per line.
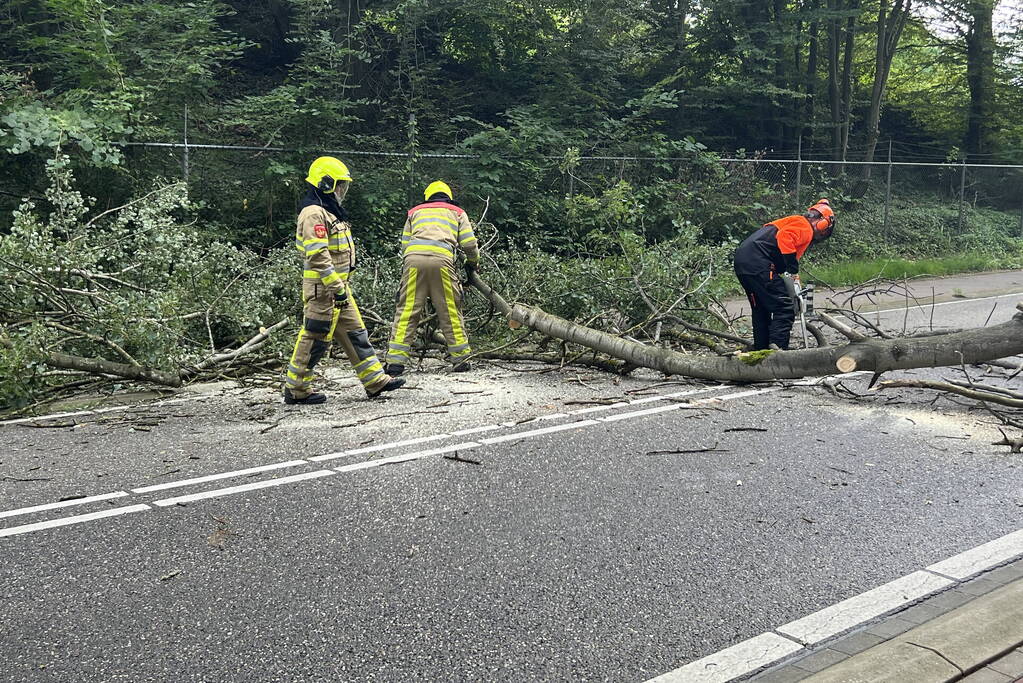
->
[2, 282, 1023, 682]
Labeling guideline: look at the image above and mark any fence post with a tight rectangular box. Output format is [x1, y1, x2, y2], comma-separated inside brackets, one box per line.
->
[958, 159, 967, 232]
[795, 135, 803, 206]
[406, 112, 417, 206]
[182, 104, 190, 185]
[883, 140, 893, 242]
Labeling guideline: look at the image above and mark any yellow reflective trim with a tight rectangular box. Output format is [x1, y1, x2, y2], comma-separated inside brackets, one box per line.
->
[404, 245, 454, 257]
[393, 267, 418, 345]
[322, 271, 342, 287]
[440, 267, 467, 346]
[326, 304, 341, 342]
[357, 362, 384, 379]
[459, 235, 477, 245]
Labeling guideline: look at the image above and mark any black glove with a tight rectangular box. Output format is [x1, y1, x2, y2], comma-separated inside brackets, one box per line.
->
[464, 262, 477, 277]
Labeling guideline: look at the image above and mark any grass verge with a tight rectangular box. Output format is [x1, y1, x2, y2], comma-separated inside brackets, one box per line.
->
[807, 253, 998, 287]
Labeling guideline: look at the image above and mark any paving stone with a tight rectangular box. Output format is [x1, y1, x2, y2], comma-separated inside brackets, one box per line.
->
[828, 631, 885, 656]
[922, 589, 975, 612]
[961, 666, 1013, 682]
[749, 665, 812, 682]
[988, 650, 1023, 677]
[866, 617, 916, 639]
[983, 563, 1023, 585]
[898, 602, 949, 625]
[958, 578, 1004, 598]
[788, 648, 848, 674]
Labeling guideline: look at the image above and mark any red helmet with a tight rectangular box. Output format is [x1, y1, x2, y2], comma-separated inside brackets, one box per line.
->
[807, 198, 835, 240]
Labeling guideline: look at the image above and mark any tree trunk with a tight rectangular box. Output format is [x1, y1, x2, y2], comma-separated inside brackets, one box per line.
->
[43, 352, 183, 387]
[840, 1, 859, 167]
[804, 0, 821, 144]
[862, 0, 912, 182]
[964, 0, 996, 159]
[828, 0, 843, 160]
[502, 301, 1023, 383]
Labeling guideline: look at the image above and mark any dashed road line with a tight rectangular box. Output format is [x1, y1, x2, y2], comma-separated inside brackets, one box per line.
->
[336, 442, 480, 472]
[152, 470, 335, 507]
[132, 460, 307, 494]
[0, 504, 151, 538]
[0, 491, 130, 521]
[480, 420, 600, 445]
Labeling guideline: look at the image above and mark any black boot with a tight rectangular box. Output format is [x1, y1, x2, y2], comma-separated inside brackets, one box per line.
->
[283, 389, 327, 405]
[366, 376, 406, 398]
[452, 361, 472, 372]
[384, 363, 405, 377]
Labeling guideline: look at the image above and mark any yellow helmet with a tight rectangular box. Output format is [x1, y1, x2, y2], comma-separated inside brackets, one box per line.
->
[306, 156, 353, 193]
[424, 180, 453, 201]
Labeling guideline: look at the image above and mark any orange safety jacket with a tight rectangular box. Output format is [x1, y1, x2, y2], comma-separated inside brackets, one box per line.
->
[733, 215, 814, 276]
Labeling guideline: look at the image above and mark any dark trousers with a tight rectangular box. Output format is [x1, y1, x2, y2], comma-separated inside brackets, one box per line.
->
[735, 270, 795, 350]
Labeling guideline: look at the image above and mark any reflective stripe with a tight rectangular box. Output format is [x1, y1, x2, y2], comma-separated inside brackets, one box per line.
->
[302, 269, 349, 282]
[459, 234, 477, 245]
[447, 342, 471, 354]
[359, 369, 385, 387]
[322, 271, 342, 287]
[386, 349, 410, 362]
[393, 267, 418, 344]
[288, 363, 303, 375]
[407, 239, 454, 253]
[411, 218, 457, 236]
[354, 357, 376, 372]
[404, 244, 455, 258]
[357, 362, 384, 380]
[440, 267, 468, 348]
[388, 342, 411, 352]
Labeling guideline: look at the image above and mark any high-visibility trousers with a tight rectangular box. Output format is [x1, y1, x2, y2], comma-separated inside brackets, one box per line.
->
[385, 255, 471, 367]
[284, 279, 389, 397]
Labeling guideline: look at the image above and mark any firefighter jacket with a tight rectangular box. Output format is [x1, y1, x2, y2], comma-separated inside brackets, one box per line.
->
[400, 201, 479, 266]
[294, 188, 355, 292]
[733, 215, 814, 276]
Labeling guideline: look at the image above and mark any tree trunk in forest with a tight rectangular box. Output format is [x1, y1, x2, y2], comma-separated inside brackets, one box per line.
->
[964, 0, 996, 159]
[862, 0, 912, 182]
[804, 0, 821, 143]
[828, 0, 843, 160]
[840, 2, 859, 167]
[504, 301, 1023, 382]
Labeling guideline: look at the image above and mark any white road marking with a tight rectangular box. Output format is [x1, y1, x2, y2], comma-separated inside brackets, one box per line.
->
[308, 433, 451, 462]
[647, 632, 803, 683]
[775, 570, 954, 645]
[866, 290, 1023, 315]
[132, 460, 307, 494]
[479, 420, 600, 445]
[0, 491, 129, 521]
[568, 402, 628, 415]
[926, 528, 1023, 580]
[599, 404, 681, 422]
[336, 442, 480, 472]
[152, 470, 335, 507]
[451, 424, 502, 436]
[0, 504, 151, 538]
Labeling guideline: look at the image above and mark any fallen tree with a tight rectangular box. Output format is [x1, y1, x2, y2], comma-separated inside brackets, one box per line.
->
[468, 272, 1023, 382]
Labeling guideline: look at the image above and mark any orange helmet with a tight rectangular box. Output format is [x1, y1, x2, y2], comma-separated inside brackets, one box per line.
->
[807, 198, 835, 240]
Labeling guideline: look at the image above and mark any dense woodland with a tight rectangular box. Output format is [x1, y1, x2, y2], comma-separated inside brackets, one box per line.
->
[1, 1, 1023, 406]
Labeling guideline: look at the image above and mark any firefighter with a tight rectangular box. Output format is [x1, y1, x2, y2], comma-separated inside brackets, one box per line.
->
[383, 181, 480, 376]
[283, 156, 406, 404]
[733, 199, 835, 351]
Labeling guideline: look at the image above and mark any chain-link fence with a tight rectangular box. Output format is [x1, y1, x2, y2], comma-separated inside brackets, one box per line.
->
[121, 139, 1023, 252]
